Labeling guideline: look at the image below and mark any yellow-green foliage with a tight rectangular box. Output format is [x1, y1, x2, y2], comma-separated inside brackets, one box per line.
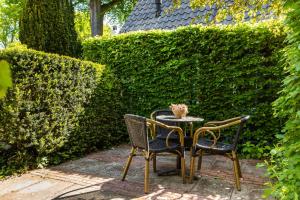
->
[75, 11, 113, 40]
[83, 21, 287, 158]
[0, 60, 12, 98]
[265, 1, 300, 199]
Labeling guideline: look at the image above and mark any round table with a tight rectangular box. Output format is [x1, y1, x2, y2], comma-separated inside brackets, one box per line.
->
[156, 115, 204, 137]
[156, 115, 204, 123]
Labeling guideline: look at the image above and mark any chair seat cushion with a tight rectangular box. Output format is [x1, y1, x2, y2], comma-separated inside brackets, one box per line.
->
[149, 138, 180, 153]
[196, 138, 233, 153]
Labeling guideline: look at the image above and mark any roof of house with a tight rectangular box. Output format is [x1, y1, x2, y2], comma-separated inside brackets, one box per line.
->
[120, 0, 271, 33]
[120, 0, 236, 33]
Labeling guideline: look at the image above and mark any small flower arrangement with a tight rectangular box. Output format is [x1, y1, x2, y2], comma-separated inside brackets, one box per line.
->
[169, 104, 188, 118]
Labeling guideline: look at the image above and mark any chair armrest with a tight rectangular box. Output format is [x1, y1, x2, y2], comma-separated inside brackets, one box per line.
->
[147, 119, 184, 147]
[150, 111, 156, 120]
[204, 116, 242, 126]
[147, 121, 156, 139]
[193, 119, 243, 147]
[202, 117, 241, 142]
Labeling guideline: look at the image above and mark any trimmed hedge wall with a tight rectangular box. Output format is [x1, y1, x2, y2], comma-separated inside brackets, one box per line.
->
[0, 47, 109, 174]
[83, 21, 286, 157]
[59, 65, 125, 160]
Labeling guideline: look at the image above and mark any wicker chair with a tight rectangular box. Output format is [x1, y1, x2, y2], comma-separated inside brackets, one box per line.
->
[189, 116, 250, 191]
[121, 114, 186, 194]
[150, 109, 180, 172]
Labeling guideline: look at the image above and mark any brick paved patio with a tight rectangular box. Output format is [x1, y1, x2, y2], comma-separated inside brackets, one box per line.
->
[0, 144, 272, 200]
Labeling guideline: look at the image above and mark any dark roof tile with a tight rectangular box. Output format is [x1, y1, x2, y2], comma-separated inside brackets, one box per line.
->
[120, 0, 271, 33]
[199, 7, 205, 12]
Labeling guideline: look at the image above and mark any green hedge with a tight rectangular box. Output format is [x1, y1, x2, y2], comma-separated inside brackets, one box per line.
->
[58, 65, 125, 161]
[0, 47, 107, 175]
[83, 21, 287, 158]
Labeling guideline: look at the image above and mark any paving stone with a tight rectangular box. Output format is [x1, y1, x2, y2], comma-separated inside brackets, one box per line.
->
[240, 161, 267, 180]
[101, 179, 147, 197]
[55, 182, 171, 200]
[55, 179, 152, 199]
[210, 159, 233, 172]
[140, 190, 205, 200]
[0, 178, 74, 200]
[52, 183, 109, 199]
[231, 184, 273, 200]
[54, 160, 124, 179]
[31, 169, 115, 186]
[152, 176, 195, 193]
[190, 176, 233, 200]
[199, 156, 217, 169]
[56, 191, 131, 200]
[0, 174, 43, 196]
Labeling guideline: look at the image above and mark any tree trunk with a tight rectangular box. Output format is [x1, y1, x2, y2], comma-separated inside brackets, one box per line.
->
[89, 0, 104, 36]
[98, 14, 104, 36]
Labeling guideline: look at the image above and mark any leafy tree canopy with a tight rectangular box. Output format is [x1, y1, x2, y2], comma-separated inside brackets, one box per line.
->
[0, 0, 24, 48]
[186, 0, 284, 23]
[75, 10, 113, 40]
[73, 0, 137, 24]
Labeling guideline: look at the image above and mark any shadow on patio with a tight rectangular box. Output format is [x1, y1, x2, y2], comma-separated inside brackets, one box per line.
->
[0, 144, 270, 200]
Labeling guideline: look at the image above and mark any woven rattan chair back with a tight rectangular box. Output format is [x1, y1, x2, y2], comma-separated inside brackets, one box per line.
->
[150, 109, 173, 119]
[150, 109, 178, 139]
[232, 115, 250, 150]
[124, 114, 148, 150]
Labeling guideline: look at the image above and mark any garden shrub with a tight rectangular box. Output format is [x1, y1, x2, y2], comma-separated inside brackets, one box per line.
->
[264, 1, 300, 199]
[0, 46, 105, 176]
[57, 66, 126, 161]
[83, 21, 287, 158]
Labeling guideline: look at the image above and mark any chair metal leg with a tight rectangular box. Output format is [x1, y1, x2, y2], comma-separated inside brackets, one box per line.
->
[176, 155, 181, 169]
[197, 149, 203, 171]
[153, 153, 157, 173]
[236, 153, 243, 179]
[121, 147, 135, 181]
[144, 158, 150, 194]
[181, 156, 186, 184]
[189, 155, 196, 183]
[232, 151, 241, 191]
